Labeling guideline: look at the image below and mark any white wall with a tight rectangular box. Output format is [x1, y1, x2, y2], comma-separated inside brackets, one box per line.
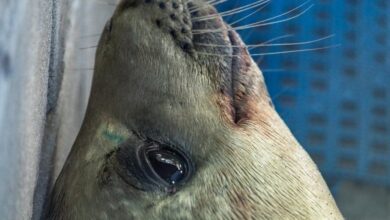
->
[0, 0, 117, 219]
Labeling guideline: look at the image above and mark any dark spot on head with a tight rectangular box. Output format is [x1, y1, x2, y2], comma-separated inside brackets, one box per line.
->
[181, 27, 188, 34]
[172, 2, 179, 9]
[99, 166, 112, 186]
[156, 19, 162, 27]
[104, 150, 116, 160]
[145, 203, 156, 210]
[170, 13, 177, 20]
[187, 2, 194, 8]
[159, 2, 166, 9]
[180, 42, 193, 52]
[170, 29, 178, 39]
[183, 17, 189, 25]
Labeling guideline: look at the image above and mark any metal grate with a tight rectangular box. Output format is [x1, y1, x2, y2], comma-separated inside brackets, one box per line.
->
[217, 0, 390, 186]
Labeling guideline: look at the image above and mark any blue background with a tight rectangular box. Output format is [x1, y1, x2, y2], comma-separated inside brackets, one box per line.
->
[216, 0, 390, 189]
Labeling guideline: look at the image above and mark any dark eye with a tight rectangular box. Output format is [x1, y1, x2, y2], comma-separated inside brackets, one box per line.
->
[147, 148, 186, 184]
[138, 144, 192, 188]
[115, 139, 194, 192]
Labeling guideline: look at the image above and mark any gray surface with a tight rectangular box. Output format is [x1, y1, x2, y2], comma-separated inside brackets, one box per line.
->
[0, 0, 55, 219]
[337, 181, 390, 220]
[0, 0, 116, 219]
[53, 0, 117, 179]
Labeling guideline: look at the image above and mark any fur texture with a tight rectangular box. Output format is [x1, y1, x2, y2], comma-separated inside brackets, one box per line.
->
[46, 0, 344, 219]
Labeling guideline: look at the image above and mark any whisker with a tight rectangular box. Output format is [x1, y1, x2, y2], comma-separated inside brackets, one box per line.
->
[193, 1, 313, 34]
[262, 69, 286, 73]
[80, 45, 98, 50]
[203, 0, 215, 4]
[228, 2, 271, 26]
[257, 34, 294, 44]
[205, 0, 220, 4]
[248, 44, 339, 57]
[206, 0, 229, 7]
[250, 35, 334, 50]
[193, 0, 270, 22]
[194, 34, 293, 48]
[190, 0, 226, 10]
[194, 35, 334, 50]
[247, 1, 312, 27]
[69, 68, 95, 71]
[271, 86, 292, 100]
[196, 44, 340, 57]
[255, 56, 265, 63]
[78, 33, 101, 39]
[189, 0, 229, 13]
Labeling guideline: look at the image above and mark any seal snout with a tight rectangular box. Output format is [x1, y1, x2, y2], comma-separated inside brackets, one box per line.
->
[100, 0, 266, 126]
[120, 0, 195, 53]
[177, 2, 267, 125]
[183, 3, 248, 124]
[227, 30, 256, 124]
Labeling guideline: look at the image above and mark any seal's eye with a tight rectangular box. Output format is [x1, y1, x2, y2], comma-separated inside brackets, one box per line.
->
[147, 148, 186, 185]
[115, 139, 194, 193]
[138, 144, 192, 188]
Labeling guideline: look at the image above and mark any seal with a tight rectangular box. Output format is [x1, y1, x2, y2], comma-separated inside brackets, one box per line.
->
[46, 0, 344, 219]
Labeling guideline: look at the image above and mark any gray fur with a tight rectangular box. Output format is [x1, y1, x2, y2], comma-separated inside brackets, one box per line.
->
[47, 0, 344, 219]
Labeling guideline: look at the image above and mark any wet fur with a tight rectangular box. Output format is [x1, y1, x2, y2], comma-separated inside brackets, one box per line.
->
[46, 0, 343, 219]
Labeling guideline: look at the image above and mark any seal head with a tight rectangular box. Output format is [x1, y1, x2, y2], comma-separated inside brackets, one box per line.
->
[46, 0, 343, 219]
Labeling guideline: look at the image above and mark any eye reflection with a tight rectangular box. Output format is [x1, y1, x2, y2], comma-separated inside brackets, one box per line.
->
[147, 150, 186, 185]
[136, 142, 193, 190]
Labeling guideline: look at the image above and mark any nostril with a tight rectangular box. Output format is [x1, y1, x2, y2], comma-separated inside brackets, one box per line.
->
[183, 17, 189, 25]
[181, 42, 193, 52]
[187, 2, 194, 9]
[156, 19, 162, 28]
[158, 2, 166, 9]
[147, 0, 194, 55]
[172, 2, 179, 9]
[170, 29, 178, 39]
[170, 13, 177, 20]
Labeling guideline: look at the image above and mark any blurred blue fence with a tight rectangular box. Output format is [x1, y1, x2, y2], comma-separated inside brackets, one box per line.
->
[216, 0, 390, 188]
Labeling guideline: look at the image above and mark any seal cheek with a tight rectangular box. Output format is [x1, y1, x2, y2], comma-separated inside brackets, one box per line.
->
[229, 189, 255, 219]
